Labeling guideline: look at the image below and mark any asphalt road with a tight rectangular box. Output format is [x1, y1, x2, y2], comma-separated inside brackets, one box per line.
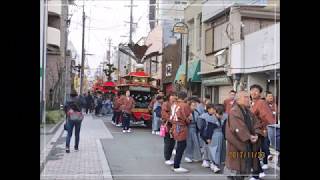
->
[100, 115, 280, 180]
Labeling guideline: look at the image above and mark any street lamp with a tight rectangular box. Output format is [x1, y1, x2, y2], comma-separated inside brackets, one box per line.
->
[172, 22, 189, 94]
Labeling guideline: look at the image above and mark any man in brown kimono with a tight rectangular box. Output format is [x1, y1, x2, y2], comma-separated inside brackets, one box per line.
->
[225, 91, 264, 180]
[250, 84, 275, 174]
[119, 90, 135, 133]
[161, 92, 177, 166]
[171, 91, 192, 173]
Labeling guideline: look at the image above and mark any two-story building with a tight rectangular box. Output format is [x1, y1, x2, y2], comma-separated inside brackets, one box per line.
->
[199, 0, 279, 103]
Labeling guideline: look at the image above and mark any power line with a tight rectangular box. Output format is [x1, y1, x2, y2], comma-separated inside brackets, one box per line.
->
[229, 62, 280, 69]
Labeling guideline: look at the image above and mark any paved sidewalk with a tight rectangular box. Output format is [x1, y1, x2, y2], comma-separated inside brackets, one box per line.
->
[41, 114, 113, 180]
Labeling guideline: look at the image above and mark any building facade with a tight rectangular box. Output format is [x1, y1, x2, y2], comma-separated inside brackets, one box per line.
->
[199, 1, 279, 103]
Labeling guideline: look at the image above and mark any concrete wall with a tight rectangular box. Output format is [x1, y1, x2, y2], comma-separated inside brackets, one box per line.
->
[219, 85, 233, 103]
[247, 73, 268, 93]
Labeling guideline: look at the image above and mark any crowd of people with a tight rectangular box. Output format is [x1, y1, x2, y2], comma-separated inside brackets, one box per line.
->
[148, 84, 279, 180]
[63, 84, 279, 180]
[78, 91, 114, 116]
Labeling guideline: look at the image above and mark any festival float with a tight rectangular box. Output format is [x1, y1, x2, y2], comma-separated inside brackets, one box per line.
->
[117, 64, 158, 127]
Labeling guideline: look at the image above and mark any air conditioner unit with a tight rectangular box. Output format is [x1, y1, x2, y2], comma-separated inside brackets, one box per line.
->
[217, 55, 226, 66]
[214, 49, 227, 67]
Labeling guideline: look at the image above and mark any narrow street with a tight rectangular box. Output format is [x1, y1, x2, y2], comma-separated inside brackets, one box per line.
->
[101, 116, 279, 180]
[41, 114, 279, 180]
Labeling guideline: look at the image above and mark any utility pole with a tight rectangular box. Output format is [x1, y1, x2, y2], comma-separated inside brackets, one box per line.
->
[64, 0, 70, 103]
[128, 0, 133, 73]
[117, 45, 121, 81]
[129, 0, 133, 44]
[40, 0, 48, 124]
[80, 2, 86, 95]
[107, 38, 112, 64]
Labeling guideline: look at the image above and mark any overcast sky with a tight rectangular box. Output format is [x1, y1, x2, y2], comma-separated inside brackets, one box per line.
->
[68, 0, 151, 73]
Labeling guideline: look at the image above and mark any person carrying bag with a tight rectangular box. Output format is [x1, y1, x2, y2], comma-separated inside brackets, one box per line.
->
[64, 90, 84, 153]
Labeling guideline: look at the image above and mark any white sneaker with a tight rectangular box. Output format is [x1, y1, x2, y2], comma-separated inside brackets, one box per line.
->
[249, 177, 259, 180]
[122, 130, 126, 133]
[165, 160, 174, 165]
[210, 163, 220, 173]
[262, 164, 269, 170]
[152, 131, 156, 134]
[156, 131, 160, 135]
[116, 123, 122, 127]
[184, 157, 192, 163]
[173, 167, 189, 173]
[172, 149, 176, 155]
[127, 129, 132, 133]
[201, 160, 210, 168]
[259, 172, 266, 178]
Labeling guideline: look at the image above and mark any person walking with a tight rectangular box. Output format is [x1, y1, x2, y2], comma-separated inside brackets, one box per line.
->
[112, 93, 121, 125]
[184, 100, 202, 163]
[85, 91, 94, 114]
[119, 90, 135, 133]
[95, 92, 103, 116]
[171, 91, 192, 173]
[224, 90, 236, 114]
[250, 84, 276, 178]
[225, 91, 264, 180]
[105, 96, 113, 115]
[152, 95, 164, 135]
[79, 93, 87, 113]
[64, 90, 84, 153]
[161, 92, 177, 166]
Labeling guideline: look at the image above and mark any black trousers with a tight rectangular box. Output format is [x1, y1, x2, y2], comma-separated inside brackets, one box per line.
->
[164, 132, 175, 161]
[122, 113, 131, 130]
[173, 140, 187, 168]
[112, 111, 120, 123]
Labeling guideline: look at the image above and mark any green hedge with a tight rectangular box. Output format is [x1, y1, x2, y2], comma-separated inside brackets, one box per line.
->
[45, 110, 65, 124]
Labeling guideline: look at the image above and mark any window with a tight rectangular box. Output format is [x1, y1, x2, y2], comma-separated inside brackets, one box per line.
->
[166, 63, 172, 77]
[205, 27, 214, 55]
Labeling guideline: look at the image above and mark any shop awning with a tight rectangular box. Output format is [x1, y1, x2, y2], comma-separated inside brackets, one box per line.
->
[174, 59, 201, 83]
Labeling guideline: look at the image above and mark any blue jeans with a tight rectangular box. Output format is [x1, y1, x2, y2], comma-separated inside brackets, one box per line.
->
[66, 120, 82, 148]
[261, 135, 271, 164]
